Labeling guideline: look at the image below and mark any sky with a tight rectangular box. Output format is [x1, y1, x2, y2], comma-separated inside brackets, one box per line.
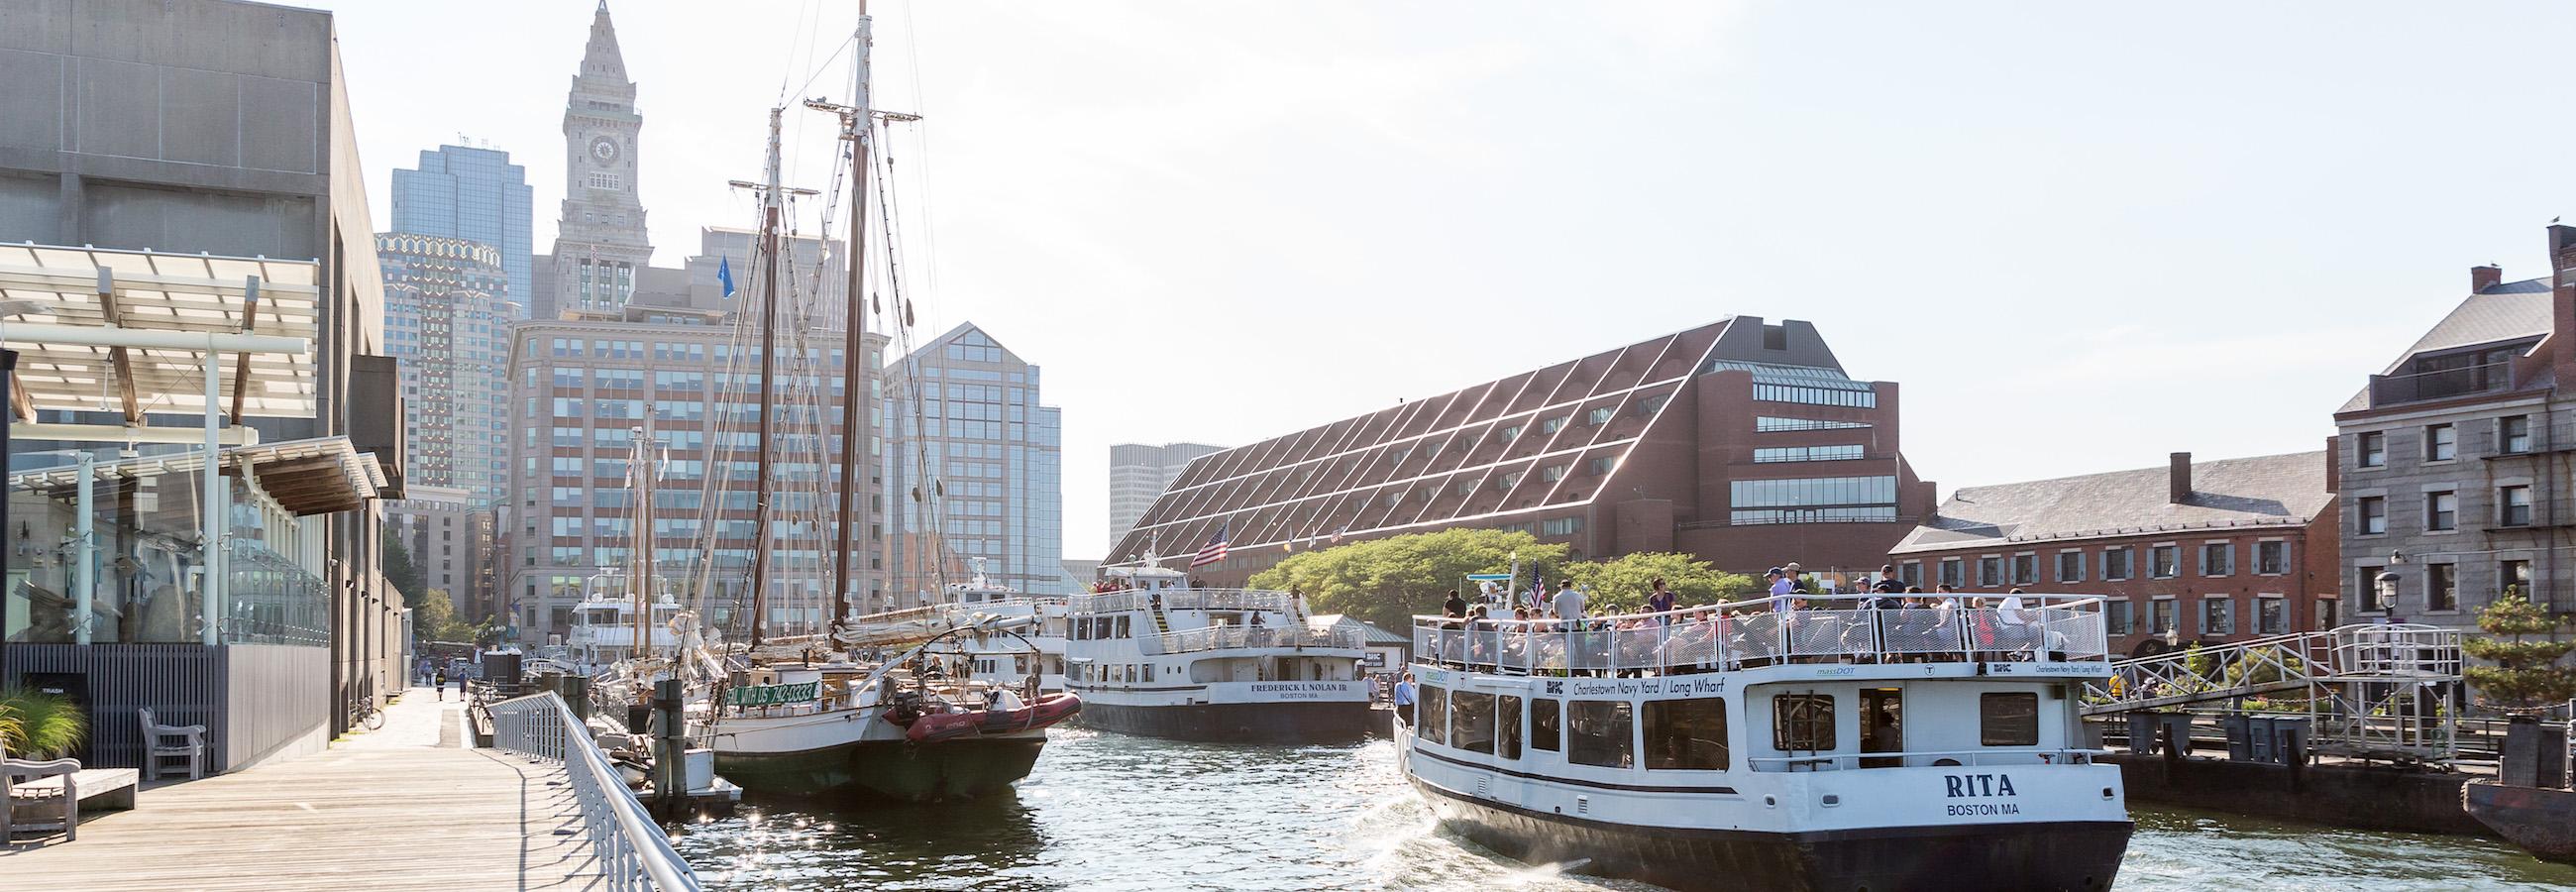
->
[315, 0, 2576, 559]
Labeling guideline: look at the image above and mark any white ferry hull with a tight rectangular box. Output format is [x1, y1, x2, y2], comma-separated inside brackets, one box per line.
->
[1412, 776, 2128, 892]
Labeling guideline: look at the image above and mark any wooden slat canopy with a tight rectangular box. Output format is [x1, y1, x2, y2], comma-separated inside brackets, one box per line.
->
[0, 243, 321, 420]
[8, 436, 380, 516]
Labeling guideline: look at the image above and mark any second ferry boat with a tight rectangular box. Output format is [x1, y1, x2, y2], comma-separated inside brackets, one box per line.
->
[1065, 558, 1371, 742]
[1402, 593, 2132, 891]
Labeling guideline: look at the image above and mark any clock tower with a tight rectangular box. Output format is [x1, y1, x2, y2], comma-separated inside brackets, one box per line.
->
[550, 1, 652, 314]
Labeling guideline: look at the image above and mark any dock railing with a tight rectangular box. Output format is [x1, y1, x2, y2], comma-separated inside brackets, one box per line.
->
[485, 691, 702, 892]
[1412, 594, 2109, 675]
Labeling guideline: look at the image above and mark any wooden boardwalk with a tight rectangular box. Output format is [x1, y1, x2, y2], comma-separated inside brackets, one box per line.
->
[3, 688, 604, 891]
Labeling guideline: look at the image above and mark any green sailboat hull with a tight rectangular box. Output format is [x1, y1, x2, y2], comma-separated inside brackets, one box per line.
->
[715, 736, 1046, 803]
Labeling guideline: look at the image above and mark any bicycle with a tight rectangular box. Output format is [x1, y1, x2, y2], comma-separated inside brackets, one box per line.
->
[351, 690, 385, 731]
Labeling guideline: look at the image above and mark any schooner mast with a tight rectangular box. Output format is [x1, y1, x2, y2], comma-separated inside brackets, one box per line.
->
[808, 0, 916, 626]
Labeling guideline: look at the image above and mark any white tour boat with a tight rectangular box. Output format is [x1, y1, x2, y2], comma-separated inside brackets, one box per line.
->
[1402, 594, 2131, 891]
[1064, 559, 1371, 742]
[563, 575, 685, 671]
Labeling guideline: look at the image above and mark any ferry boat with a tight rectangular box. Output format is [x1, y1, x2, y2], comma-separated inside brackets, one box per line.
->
[1401, 595, 2131, 892]
[942, 560, 1071, 694]
[1064, 559, 1371, 742]
[562, 576, 685, 671]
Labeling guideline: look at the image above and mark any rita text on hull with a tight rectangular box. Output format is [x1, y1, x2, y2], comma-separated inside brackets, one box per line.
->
[1065, 553, 1372, 743]
[1401, 590, 2131, 892]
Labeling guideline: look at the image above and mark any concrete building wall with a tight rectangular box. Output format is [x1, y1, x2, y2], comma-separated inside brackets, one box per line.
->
[0, 0, 403, 747]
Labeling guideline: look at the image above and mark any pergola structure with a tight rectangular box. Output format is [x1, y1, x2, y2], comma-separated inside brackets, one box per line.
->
[0, 243, 319, 645]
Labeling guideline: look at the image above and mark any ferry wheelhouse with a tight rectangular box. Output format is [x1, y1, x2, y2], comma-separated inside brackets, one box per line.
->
[1403, 595, 2130, 892]
[562, 583, 685, 670]
[1065, 562, 1371, 742]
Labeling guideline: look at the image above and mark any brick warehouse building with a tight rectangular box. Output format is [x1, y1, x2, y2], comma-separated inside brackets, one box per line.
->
[1888, 451, 2340, 658]
[1107, 318, 1939, 583]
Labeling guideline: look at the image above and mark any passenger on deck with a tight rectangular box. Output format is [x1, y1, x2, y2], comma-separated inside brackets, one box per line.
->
[1444, 589, 1468, 619]
[1767, 568, 1794, 613]
[1647, 578, 1677, 621]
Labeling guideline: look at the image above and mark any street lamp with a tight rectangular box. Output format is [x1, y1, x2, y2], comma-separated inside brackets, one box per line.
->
[2375, 570, 2404, 619]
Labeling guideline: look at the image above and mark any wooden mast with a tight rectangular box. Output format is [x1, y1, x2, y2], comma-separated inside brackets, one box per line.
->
[631, 419, 652, 706]
[747, 107, 785, 648]
[830, 3, 874, 629]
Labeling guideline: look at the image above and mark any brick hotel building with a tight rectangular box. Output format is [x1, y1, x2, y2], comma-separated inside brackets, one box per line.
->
[1107, 318, 1938, 583]
[1888, 451, 2340, 657]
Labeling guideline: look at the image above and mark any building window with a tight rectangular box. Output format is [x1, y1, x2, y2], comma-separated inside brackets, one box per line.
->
[1753, 445, 1866, 463]
[1642, 699, 1729, 771]
[2256, 541, 2288, 576]
[1567, 701, 1635, 769]
[1978, 556, 2003, 587]
[1900, 561, 1923, 588]
[2427, 564, 2458, 612]
[2201, 598, 2234, 636]
[2056, 551, 2084, 584]
[2150, 599, 2178, 634]
[2426, 491, 2457, 531]
[1755, 416, 1873, 432]
[2358, 431, 2386, 468]
[1541, 464, 1567, 483]
[1541, 516, 1582, 536]
[2317, 597, 2340, 630]
[2011, 553, 2037, 586]
[1980, 693, 2038, 746]
[2150, 545, 2180, 579]
[2257, 597, 2288, 635]
[1772, 695, 1836, 751]
[2200, 542, 2233, 577]
[2358, 497, 2387, 535]
[2426, 423, 2456, 461]
[2502, 560, 2533, 598]
[1586, 406, 1613, 426]
[2501, 415, 2533, 454]
[2105, 600, 2135, 636]
[2102, 547, 2133, 581]
[1939, 558, 1963, 588]
[1587, 457, 1614, 476]
[2501, 486, 2532, 526]
[2357, 564, 2388, 612]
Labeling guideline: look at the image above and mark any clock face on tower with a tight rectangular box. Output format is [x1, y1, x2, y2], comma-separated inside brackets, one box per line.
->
[590, 136, 619, 166]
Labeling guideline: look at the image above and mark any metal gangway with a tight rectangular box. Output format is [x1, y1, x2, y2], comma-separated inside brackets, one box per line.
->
[2083, 623, 2463, 762]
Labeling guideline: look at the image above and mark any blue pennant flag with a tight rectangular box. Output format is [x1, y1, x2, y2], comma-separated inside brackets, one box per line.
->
[716, 256, 736, 298]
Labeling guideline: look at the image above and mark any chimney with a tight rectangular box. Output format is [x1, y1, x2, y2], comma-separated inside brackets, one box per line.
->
[2473, 264, 2503, 293]
[2169, 452, 2192, 504]
[2551, 226, 2576, 394]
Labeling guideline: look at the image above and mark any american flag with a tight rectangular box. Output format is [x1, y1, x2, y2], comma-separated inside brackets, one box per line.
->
[1190, 526, 1230, 568]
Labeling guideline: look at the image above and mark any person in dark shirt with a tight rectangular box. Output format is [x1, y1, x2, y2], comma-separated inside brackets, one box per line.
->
[1871, 564, 1906, 610]
[1445, 590, 1469, 618]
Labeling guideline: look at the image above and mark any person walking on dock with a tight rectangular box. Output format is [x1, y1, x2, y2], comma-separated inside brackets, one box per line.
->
[434, 664, 449, 701]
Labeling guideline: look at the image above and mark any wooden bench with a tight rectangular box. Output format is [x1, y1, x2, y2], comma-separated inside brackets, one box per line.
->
[9, 768, 139, 815]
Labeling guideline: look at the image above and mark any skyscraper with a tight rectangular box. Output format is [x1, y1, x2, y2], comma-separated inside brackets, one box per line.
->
[376, 233, 519, 506]
[540, 1, 652, 319]
[390, 145, 534, 315]
[1108, 442, 1224, 554]
[883, 324, 1069, 601]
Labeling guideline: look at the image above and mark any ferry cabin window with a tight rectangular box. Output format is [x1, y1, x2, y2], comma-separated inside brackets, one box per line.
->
[1772, 694, 1837, 752]
[1644, 699, 1730, 770]
[1497, 695, 1524, 760]
[1981, 693, 2039, 746]
[1418, 685, 1449, 746]
[1451, 692, 1497, 754]
[1566, 701, 1635, 769]
[1531, 698, 1561, 752]
[1116, 616, 1130, 638]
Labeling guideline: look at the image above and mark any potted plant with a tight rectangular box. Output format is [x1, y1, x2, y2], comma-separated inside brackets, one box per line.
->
[0, 688, 87, 759]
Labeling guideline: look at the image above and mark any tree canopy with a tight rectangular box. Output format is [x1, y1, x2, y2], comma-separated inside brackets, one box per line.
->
[1558, 551, 1763, 613]
[380, 527, 428, 607]
[2463, 591, 2576, 713]
[1246, 528, 1567, 629]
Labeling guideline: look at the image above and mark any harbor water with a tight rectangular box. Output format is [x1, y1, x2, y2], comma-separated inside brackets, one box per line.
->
[674, 727, 2576, 891]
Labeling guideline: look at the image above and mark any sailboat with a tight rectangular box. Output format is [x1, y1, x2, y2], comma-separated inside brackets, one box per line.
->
[681, 2, 1077, 802]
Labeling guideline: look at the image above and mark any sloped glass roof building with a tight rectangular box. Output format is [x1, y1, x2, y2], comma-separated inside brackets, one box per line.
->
[1107, 317, 1938, 583]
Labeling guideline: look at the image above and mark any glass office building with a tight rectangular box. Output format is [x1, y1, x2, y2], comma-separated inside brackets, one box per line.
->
[884, 324, 1070, 601]
[391, 145, 534, 319]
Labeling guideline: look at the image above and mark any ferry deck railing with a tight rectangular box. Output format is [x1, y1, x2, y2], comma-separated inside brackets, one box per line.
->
[484, 691, 703, 892]
[1410, 595, 2109, 675]
[1141, 624, 1363, 656]
[1748, 748, 2102, 772]
[1072, 588, 1299, 615]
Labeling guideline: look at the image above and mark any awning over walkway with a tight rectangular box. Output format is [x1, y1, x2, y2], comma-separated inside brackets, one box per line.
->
[0, 243, 320, 421]
[9, 436, 382, 515]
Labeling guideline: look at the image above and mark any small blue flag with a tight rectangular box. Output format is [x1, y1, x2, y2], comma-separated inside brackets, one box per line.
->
[716, 257, 736, 298]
